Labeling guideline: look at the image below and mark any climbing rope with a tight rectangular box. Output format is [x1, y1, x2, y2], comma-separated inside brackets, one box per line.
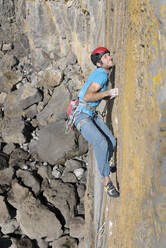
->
[96, 222, 106, 246]
[96, 184, 105, 248]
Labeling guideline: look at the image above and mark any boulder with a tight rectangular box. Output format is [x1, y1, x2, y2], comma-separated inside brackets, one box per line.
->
[4, 83, 42, 118]
[36, 239, 48, 248]
[0, 167, 14, 193]
[0, 152, 9, 170]
[42, 179, 77, 228]
[62, 160, 86, 183]
[0, 54, 17, 73]
[1, 219, 19, 235]
[13, 33, 30, 59]
[3, 143, 16, 155]
[29, 139, 38, 155]
[37, 84, 70, 126]
[52, 165, 64, 179]
[16, 194, 63, 241]
[1, 117, 25, 144]
[77, 134, 89, 156]
[0, 71, 22, 93]
[61, 171, 77, 183]
[39, 68, 63, 88]
[2, 43, 13, 51]
[77, 184, 86, 199]
[69, 216, 85, 239]
[11, 237, 34, 248]
[16, 170, 40, 195]
[24, 104, 37, 119]
[77, 201, 85, 216]
[65, 71, 84, 99]
[9, 148, 29, 167]
[51, 235, 78, 248]
[0, 196, 10, 226]
[73, 168, 85, 180]
[0, 92, 7, 104]
[64, 159, 84, 173]
[37, 119, 77, 164]
[37, 165, 52, 181]
[56, 52, 77, 70]
[7, 180, 30, 209]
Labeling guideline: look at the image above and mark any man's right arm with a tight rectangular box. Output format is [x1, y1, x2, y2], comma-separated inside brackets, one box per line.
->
[84, 82, 118, 102]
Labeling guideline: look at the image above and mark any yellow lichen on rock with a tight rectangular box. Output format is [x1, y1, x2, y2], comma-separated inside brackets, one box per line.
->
[106, 0, 166, 247]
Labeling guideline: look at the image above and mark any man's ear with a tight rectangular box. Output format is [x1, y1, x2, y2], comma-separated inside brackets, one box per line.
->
[96, 61, 102, 67]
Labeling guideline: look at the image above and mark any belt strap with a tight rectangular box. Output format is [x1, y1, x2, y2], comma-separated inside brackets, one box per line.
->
[78, 99, 96, 113]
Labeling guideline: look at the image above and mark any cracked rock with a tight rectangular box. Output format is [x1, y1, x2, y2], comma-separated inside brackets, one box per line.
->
[0, 196, 11, 225]
[16, 194, 63, 241]
[9, 148, 30, 167]
[37, 84, 70, 126]
[51, 235, 78, 248]
[7, 180, 30, 209]
[16, 170, 40, 195]
[1, 219, 19, 235]
[0, 167, 14, 193]
[42, 179, 77, 228]
[1, 117, 26, 144]
[69, 216, 85, 239]
[4, 83, 42, 118]
[37, 119, 77, 164]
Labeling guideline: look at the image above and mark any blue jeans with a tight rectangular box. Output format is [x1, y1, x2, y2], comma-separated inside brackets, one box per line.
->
[74, 112, 116, 177]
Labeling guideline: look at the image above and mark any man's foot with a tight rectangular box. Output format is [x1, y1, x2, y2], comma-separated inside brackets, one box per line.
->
[110, 164, 117, 173]
[104, 181, 120, 198]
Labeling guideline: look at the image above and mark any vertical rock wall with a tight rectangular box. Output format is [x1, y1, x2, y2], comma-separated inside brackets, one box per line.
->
[21, 0, 107, 77]
[106, 0, 166, 247]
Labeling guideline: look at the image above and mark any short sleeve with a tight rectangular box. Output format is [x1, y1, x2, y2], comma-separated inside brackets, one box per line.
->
[92, 69, 108, 87]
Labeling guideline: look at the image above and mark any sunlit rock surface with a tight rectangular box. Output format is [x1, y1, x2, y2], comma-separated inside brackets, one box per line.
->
[0, 0, 166, 247]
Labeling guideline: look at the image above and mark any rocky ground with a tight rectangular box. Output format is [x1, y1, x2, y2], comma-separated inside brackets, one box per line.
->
[0, 0, 98, 247]
[0, 25, 89, 248]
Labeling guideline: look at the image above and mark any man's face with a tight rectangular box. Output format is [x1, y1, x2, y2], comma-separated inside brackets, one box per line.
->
[98, 53, 114, 69]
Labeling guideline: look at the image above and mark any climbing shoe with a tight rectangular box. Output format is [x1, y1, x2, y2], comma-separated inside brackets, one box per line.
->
[110, 164, 117, 173]
[109, 156, 117, 173]
[104, 181, 120, 198]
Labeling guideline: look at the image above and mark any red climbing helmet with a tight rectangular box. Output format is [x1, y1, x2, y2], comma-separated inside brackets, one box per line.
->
[91, 47, 110, 65]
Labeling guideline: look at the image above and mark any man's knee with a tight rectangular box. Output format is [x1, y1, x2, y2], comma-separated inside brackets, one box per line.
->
[97, 136, 108, 150]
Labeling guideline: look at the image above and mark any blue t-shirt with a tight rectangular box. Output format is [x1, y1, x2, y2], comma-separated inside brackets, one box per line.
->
[77, 68, 108, 117]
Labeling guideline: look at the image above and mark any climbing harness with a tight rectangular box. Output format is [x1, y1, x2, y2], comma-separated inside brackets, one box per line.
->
[65, 98, 109, 134]
[65, 99, 79, 134]
[65, 99, 101, 134]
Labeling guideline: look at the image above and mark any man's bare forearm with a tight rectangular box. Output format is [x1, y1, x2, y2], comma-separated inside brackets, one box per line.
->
[84, 90, 111, 102]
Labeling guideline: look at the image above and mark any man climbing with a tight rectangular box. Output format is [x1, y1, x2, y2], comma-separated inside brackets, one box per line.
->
[74, 47, 119, 198]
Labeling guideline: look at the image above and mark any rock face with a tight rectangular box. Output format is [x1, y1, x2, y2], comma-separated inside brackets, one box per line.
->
[0, 0, 166, 247]
[89, 1, 166, 248]
[0, 1, 89, 246]
[37, 85, 70, 126]
[42, 179, 77, 228]
[0, 196, 11, 225]
[16, 194, 63, 241]
[1, 117, 26, 144]
[4, 83, 42, 118]
[37, 120, 77, 164]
